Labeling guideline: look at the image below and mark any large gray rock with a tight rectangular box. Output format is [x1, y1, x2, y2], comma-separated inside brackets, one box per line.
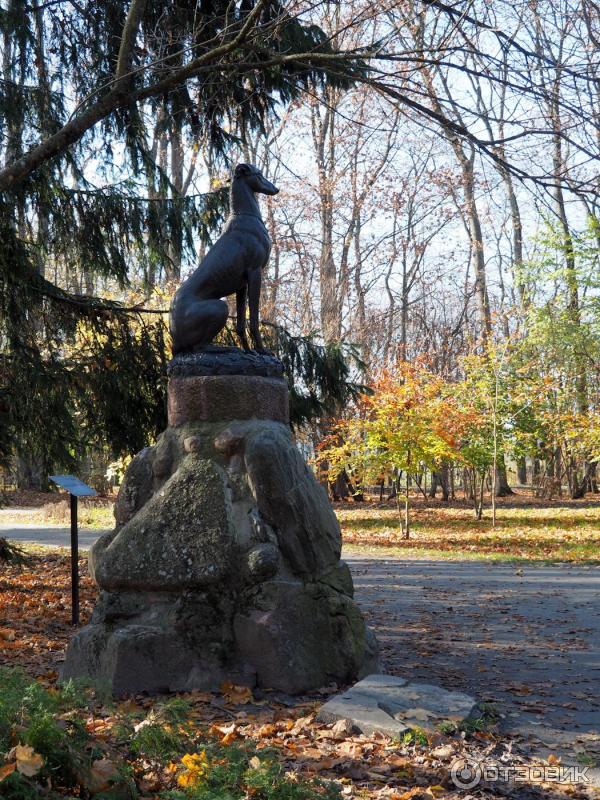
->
[63, 590, 248, 695]
[317, 674, 478, 737]
[63, 374, 378, 695]
[90, 458, 235, 591]
[113, 447, 154, 527]
[234, 580, 378, 694]
[244, 423, 341, 577]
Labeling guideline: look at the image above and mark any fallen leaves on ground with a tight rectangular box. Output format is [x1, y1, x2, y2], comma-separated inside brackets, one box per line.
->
[337, 497, 600, 561]
[0, 552, 95, 673]
[0, 668, 595, 799]
[85, 758, 121, 794]
[221, 680, 254, 704]
[1, 549, 597, 799]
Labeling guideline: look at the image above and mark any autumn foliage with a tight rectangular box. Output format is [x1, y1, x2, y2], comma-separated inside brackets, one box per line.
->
[319, 352, 600, 531]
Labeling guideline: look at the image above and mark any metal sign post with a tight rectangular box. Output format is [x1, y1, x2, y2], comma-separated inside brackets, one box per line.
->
[49, 475, 96, 625]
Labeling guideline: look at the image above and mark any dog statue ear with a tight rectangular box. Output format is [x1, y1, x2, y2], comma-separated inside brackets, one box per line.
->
[234, 163, 252, 177]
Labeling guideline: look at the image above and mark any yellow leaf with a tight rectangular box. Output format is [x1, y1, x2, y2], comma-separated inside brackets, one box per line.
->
[248, 756, 261, 769]
[177, 751, 208, 788]
[14, 745, 44, 778]
[181, 753, 207, 770]
[427, 785, 447, 797]
[177, 771, 197, 788]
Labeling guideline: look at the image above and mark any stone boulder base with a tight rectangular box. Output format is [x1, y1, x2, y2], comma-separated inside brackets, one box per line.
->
[317, 674, 477, 737]
[63, 372, 378, 695]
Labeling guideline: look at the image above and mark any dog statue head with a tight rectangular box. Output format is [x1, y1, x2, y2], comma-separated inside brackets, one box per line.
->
[234, 163, 279, 196]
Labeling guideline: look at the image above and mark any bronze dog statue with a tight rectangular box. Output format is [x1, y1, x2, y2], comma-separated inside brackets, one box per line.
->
[169, 163, 279, 355]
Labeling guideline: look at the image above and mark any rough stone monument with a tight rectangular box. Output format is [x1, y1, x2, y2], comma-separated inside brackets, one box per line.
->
[62, 164, 378, 695]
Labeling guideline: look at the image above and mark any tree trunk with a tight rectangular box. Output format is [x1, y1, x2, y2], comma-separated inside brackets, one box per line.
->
[166, 120, 184, 282]
[494, 456, 513, 496]
[332, 471, 350, 501]
[311, 94, 343, 343]
[14, 455, 46, 491]
[430, 467, 450, 501]
[429, 471, 439, 498]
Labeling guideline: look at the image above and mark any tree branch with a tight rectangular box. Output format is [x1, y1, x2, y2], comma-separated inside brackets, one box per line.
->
[0, 0, 271, 193]
[115, 0, 148, 82]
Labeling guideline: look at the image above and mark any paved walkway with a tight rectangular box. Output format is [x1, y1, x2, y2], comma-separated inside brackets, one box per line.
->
[2, 526, 599, 772]
[345, 551, 600, 775]
[0, 523, 107, 550]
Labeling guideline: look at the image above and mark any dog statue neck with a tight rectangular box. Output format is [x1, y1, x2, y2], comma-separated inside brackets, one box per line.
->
[230, 178, 262, 219]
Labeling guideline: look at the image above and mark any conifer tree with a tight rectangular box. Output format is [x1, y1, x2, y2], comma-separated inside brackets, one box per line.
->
[0, 0, 361, 485]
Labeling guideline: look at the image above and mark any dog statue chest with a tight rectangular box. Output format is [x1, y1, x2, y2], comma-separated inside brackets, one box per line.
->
[228, 214, 271, 263]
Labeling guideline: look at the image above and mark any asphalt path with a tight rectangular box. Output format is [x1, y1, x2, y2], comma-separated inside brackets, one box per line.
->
[345, 551, 600, 777]
[0, 523, 108, 550]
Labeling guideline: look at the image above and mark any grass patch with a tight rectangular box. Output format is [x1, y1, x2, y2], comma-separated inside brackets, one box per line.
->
[337, 501, 600, 562]
[0, 498, 114, 529]
[576, 753, 598, 768]
[437, 704, 499, 736]
[0, 667, 92, 797]
[398, 728, 429, 747]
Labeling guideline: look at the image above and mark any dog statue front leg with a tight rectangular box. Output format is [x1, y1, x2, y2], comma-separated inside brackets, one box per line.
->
[236, 285, 251, 350]
[247, 268, 266, 353]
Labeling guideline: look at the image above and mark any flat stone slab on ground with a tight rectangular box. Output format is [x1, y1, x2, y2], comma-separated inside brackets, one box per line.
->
[318, 674, 477, 737]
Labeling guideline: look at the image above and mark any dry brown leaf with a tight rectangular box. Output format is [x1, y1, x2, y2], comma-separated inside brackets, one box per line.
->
[210, 721, 239, 745]
[296, 747, 327, 760]
[0, 763, 16, 782]
[11, 744, 44, 777]
[86, 758, 120, 794]
[344, 764, 369, 780]
[290, 715, 314, 734]
[187, 690, 214, 703]
[330, 718, 355, 738]
[0, 628, 16, 642]
[220, 681, 253, 704]
[308, 757, 346, 772]
[388, 754, 412, 768]
[138, 772, 161, 793]
[211, 722, 236, 736]
[337, 741, 364, 758]
[401, 708, 436, 721]
[257, 723, 277, 738]
[391, 789, 432, 800]
[431, 744, 454, 760]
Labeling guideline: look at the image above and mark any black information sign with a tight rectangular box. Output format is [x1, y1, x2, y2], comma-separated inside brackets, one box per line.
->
[49, 476, 96, 625]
